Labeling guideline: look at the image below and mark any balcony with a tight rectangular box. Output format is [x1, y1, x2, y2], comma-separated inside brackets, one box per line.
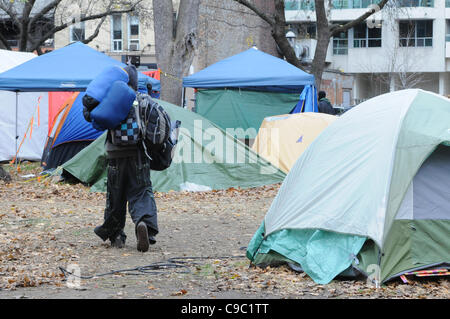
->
[285, 0, 434, 10]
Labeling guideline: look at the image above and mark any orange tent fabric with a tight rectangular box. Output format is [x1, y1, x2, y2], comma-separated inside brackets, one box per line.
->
[48, 92, 74, 134]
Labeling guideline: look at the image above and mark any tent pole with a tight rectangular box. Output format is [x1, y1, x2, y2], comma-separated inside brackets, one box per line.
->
[181, 87, 186, 108]
[15, 91, 18, 165]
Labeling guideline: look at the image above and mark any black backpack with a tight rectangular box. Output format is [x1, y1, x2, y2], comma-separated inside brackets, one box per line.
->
[137, 93, 171, 145]
[145, 120, 181, 171]
[136, 93, 180, 171]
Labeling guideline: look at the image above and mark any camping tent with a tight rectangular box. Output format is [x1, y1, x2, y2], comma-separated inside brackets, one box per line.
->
[0, 49, 37, 73]
[61, 99, 287, 192]
[41, 92, 104, 170]
[247, 89, 450, 285]
[0, 42, 160, 92]
[252, 112, 337, 173]
[183, 47, 315, 139]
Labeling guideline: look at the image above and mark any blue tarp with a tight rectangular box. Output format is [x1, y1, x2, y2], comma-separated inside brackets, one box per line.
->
[0, 42, 160, 92]
[183, 47, 314, 93]
[53, 92, 104, 147]
[290, 85, 318, 113]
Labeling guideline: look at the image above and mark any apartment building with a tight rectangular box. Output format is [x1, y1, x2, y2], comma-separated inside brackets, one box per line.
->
[285, 0, 450, 103]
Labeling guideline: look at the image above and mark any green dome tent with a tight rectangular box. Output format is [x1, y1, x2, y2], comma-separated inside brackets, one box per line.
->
[247, 89, 450, 285]
[61, 99, 286, 192]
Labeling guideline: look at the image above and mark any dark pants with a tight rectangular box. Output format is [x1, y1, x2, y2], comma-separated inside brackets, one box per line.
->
[99, 152, 158, 243]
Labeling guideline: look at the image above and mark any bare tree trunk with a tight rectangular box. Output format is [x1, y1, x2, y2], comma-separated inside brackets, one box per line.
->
[153, 0, 201, 106]
[311, 0, 330, 89]
[272, 0, 303, 69]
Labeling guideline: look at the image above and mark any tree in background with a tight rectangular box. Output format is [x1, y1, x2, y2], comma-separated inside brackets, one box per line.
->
[232, 0, 389, 88]
[152, 0, 201, 105]
[0, 0, 144, 54]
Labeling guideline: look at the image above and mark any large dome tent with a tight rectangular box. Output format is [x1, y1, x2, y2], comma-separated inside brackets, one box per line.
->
[247, 89, 450, 285]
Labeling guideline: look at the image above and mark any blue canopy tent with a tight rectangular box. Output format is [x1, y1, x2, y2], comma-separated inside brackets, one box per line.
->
[0, 42, 160, 169]
[182, 47, 315, 139]
[0, 42, 160, 92]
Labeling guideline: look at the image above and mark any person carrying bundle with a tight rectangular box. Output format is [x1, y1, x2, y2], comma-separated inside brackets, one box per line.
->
[82, 64, 179, 252]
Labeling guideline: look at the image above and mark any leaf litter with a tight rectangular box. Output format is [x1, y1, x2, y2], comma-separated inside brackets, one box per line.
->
[0, 163, 448, 298]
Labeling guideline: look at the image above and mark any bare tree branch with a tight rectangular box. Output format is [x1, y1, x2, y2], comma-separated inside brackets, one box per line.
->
[82, 15, 107, 45]
[233, 0, 275, 26]
[28, 0, 63, 32]
[29, 4, 139, 52]
[330, 0, 389, 36]
[0, 1, 21, 26]
[18, 0, 36, 51]
[0, 30, 11, 50]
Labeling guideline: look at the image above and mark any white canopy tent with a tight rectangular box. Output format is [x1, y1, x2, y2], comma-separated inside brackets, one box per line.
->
[0, 49, 49, 162]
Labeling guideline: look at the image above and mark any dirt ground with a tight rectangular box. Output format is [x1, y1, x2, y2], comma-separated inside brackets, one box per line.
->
[0, 163, 449, 300]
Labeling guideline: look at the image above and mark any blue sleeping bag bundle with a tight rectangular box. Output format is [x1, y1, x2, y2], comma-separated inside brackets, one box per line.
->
[90, 80, 137, 130]
[86, 65, 129, 103]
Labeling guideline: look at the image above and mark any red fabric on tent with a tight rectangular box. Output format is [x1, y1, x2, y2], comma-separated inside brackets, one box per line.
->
[142, 69, 160, 81]
[48, 92, 74, 134]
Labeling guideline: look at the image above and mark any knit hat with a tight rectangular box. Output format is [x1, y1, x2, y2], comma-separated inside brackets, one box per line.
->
[123, 64, 138, 91]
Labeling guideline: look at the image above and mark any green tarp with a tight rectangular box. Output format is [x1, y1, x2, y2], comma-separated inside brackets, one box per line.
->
[195, 89, 300, 139]
[62, 99, 286, 192]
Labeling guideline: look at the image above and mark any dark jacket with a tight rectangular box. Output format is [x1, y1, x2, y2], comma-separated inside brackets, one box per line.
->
[318, 98, 337, 115]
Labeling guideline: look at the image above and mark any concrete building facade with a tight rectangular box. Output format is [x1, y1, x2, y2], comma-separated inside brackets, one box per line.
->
[285, 0, 450, 103]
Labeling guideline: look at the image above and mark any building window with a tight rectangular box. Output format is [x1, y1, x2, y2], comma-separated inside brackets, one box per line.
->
[111, 14, 123, 52]
[332, 0, 350, 9]
[353, 23, 381, 48]
[70, 22, 85, 43]
[351, 0, 379, 8]
[446, 20, 450, 42]
[399, 20, 433, 47]
[128, 15, 139, 51]
[333, 30, 348, 55]
[397, 0, 434, 7]
[285, 0, 315, 10]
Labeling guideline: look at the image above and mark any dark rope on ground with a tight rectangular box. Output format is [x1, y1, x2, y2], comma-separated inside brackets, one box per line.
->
[58, 253, 247, 281]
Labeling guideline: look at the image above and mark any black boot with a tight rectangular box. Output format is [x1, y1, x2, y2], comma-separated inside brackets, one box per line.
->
[94, 225, 109, 241]
[111, 236, 126, 248]
[136, 221, 149, 252]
